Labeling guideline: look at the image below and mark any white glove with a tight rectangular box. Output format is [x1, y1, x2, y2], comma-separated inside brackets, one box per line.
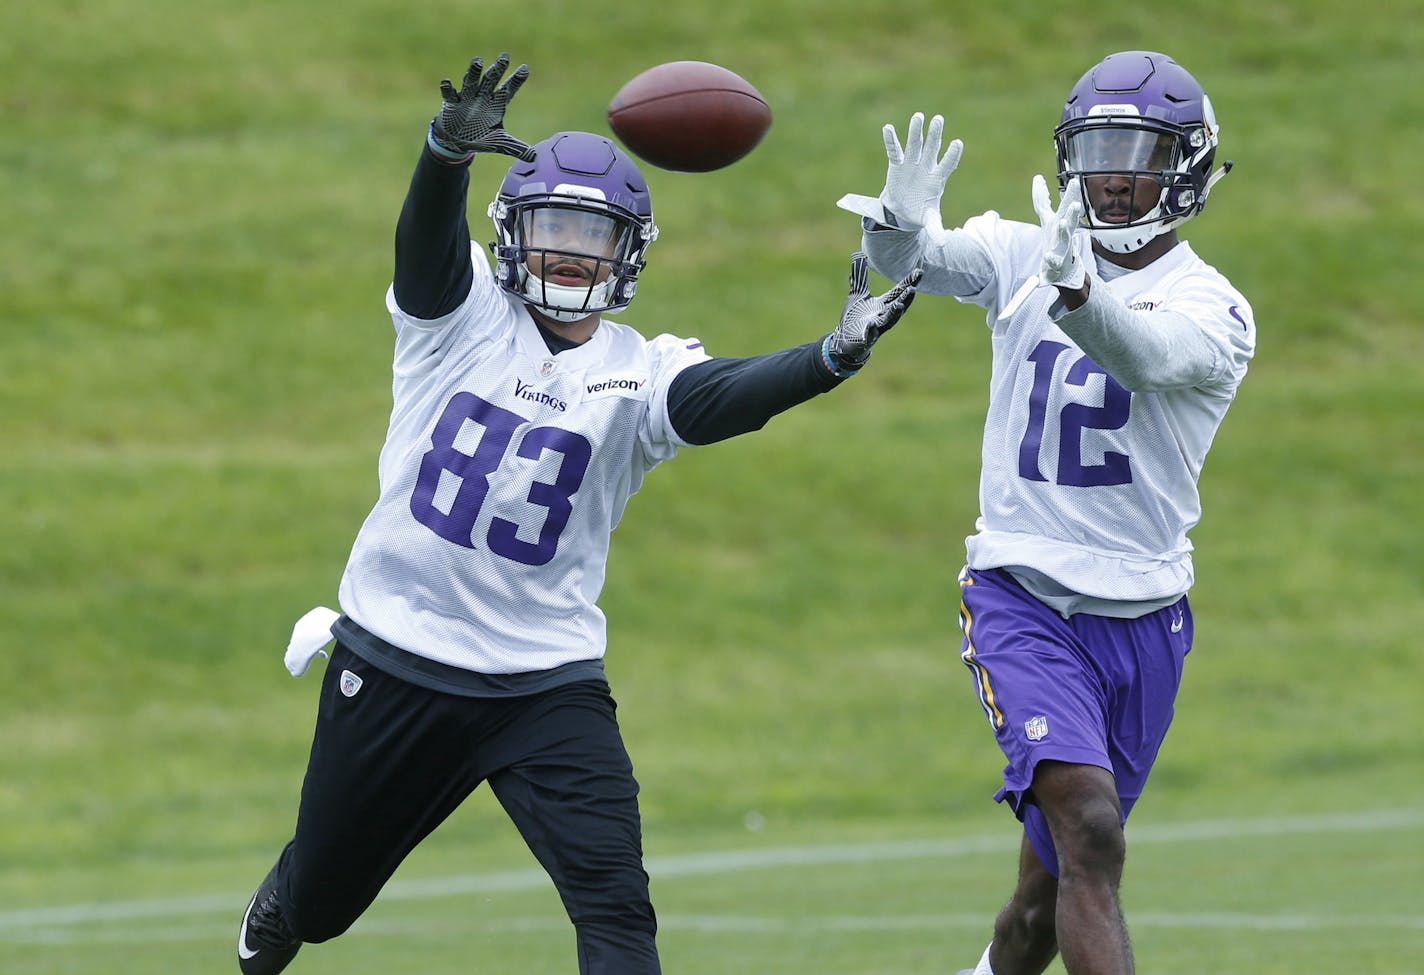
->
[837, 113, 963, 231]
[284, 606, 339, 677]
[1032, 174, 1087, 290]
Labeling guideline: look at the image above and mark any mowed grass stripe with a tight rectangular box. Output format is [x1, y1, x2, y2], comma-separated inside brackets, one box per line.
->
[3, 806, 1419, 933]
[10, 910, 1424, 947]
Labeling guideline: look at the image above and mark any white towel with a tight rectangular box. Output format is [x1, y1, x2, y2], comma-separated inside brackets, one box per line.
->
[284, 606, 340, 677]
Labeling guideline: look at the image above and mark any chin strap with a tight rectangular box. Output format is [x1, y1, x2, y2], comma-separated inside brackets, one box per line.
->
[519, 269, 623, 321]
[1092, 159, 1235, 254]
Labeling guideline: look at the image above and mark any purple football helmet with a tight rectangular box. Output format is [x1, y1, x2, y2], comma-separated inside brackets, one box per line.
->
[1054, 51, 1230, 253]
[488, 131, 659, 321]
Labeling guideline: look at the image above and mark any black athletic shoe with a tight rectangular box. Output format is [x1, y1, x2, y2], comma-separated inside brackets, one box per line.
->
[237, 862, 301, 974]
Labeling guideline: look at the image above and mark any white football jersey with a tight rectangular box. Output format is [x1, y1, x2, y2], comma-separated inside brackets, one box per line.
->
[337, 245, 711, 673]
[952, 213, 1255, 605]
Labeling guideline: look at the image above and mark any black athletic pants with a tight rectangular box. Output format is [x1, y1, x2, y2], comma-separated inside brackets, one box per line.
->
[271, 642, 660, 974]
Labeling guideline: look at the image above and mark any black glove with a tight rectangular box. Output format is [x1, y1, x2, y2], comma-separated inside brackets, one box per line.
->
[428, 53, 535, 162]
[821, 252, 922, 377]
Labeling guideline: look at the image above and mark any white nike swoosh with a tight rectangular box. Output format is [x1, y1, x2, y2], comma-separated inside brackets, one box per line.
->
[238, 893, 260, 960]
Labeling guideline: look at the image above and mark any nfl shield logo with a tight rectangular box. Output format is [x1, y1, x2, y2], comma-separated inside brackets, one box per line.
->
[539, 358, 557, 378]
[1024, 715, 1049, 741]
[339, 669, 363, 698]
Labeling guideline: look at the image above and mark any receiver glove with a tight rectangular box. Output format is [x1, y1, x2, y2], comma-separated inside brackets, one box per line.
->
[821, 252, 922, 377]
[1032, 174, 1087, 290]
[429, 52, 535, 163]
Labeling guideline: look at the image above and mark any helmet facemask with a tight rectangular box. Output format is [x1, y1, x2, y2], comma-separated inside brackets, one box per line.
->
[491, 193, 655, 322]
[489, 132, 658, 323]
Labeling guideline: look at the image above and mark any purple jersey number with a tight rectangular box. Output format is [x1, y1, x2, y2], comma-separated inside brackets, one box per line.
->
[1018, 340, 1132, 487]
[410, 392, 591, 566]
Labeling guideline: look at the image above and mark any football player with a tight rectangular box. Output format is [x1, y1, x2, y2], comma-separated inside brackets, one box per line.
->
[235, 52, 919, 975]
[839, 51, 1255, 975]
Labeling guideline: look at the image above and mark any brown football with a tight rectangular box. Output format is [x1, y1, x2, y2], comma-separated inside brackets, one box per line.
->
[607, 61, 772, 173]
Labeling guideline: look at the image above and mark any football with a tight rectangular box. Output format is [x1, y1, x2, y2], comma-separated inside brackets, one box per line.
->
[607, 61, 772, 173]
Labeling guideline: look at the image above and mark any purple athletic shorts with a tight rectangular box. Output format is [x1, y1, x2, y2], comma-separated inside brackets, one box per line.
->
[957, 566, 1192, 876]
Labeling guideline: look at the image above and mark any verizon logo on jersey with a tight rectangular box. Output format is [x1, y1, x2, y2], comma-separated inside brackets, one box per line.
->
[586, 377, 646, 395]
[513, 379, 568, 412]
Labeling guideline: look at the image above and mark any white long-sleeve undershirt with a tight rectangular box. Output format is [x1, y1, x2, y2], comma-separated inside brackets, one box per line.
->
[1050, 260, 1218, 392]
[863, 221, 1219, 392]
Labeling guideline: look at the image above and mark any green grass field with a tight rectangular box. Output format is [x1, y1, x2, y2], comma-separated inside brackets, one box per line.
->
[6, 808, 1421, 973]
[4, 0, 1423, 972]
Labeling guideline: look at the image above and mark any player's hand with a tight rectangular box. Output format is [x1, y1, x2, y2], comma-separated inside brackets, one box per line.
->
[822, 252, 922, 377]
[1032, 174, 1087, 290]
[878, 113, 963, 231]
[429, 53, 535, 162]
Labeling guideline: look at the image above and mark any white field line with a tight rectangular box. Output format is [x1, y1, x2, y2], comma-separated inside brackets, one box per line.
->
[7, 910, 1424, 947]
[350, 910, 1424, 936]
[2, 806, 1420, 937]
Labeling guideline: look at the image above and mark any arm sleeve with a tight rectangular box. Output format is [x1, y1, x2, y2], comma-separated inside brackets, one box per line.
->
[392, 145, 475, 320]
[666, 340, 843, 446]
[860, 219, 996, 300]
[1048, 283, 1219, 392]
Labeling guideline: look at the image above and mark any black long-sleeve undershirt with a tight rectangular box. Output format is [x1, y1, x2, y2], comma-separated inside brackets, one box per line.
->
[391, 145, 844, 448]
[393, 145, 475, 320]
[667, 344, 839, 444]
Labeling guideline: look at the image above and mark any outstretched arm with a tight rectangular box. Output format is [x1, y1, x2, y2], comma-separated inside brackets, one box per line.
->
[668, 253, 920, 445]
[392, 53, 534, 320]
[838, 113, 994, 298]
[667, 341, 833, 446]
[393, 149, 476, 320]
[837, 112, 962, 232]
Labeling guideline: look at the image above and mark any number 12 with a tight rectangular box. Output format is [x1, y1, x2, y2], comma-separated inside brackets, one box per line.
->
[1017, 340, 1133, 487]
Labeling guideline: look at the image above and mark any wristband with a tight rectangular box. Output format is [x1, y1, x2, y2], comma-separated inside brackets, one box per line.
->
[427, 124, 475, 165]
[820, 335, 861, 379]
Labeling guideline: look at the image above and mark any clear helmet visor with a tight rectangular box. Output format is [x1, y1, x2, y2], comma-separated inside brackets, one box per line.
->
[519, 205, 627, 259]
[1064, 126, 1178, 174]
